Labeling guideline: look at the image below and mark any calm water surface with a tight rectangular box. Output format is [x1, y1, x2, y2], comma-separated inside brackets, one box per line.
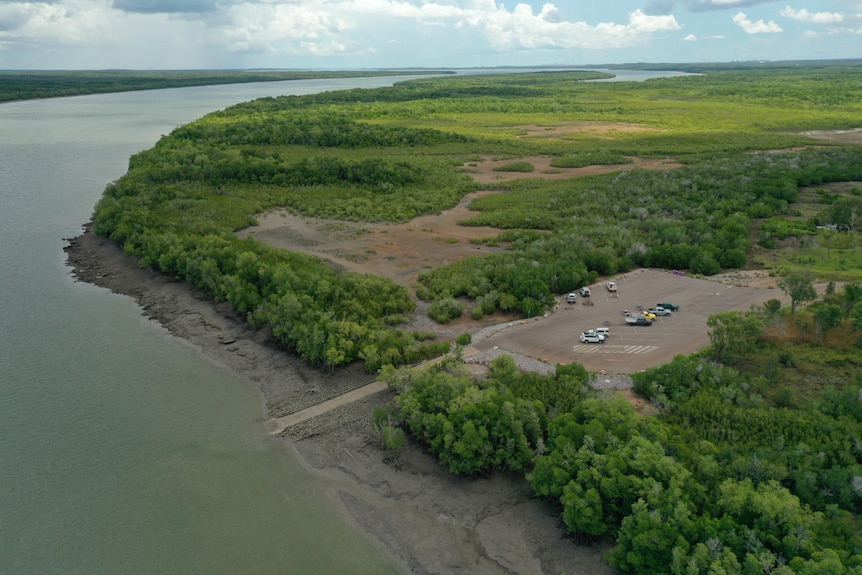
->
[0, 78, 412, 575]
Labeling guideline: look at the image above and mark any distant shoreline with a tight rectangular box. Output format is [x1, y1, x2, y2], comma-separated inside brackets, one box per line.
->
[0, 69, 446, 104]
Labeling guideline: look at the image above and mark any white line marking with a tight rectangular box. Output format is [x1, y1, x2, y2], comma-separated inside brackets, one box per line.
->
[572, 344, 658, 354]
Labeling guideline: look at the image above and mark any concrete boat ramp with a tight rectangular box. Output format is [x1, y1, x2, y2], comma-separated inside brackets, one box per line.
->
[264, 379, 389, 436]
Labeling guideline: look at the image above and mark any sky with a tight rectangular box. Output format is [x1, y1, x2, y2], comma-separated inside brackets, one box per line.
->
[0, 0, 859, 70]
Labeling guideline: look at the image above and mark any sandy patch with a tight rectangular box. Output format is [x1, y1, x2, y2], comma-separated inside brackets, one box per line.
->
[239, 191, 506, 290]
[799, 128, 862, 145]
[460, 155, 683, 184]
[512, 122, 660, 139]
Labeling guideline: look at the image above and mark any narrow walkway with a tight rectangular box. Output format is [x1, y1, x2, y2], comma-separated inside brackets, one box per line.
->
[265, 380, 389, 436]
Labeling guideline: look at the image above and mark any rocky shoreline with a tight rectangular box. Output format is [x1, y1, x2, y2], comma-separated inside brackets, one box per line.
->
[65, 225, 615, 575]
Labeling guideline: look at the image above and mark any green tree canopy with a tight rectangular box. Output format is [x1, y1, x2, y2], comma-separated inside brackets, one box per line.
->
[778, 271, 818, 314]
[707, 311, 765, 364]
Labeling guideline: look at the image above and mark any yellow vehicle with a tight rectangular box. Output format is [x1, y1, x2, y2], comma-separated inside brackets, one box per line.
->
[641, 310, 656, 320]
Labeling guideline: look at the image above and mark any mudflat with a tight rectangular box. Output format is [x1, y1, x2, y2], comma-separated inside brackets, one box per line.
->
[65, 226, 615, 575]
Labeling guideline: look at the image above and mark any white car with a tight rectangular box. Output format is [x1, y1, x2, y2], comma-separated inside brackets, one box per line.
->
[580, 331, 605, 344]
[647, 306, 672, 316]
[566, 292, 578, 304]
[594, 327, 610, 338]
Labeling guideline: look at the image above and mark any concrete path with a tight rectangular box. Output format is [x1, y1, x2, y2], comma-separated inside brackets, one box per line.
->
[265, 380, 389, 435]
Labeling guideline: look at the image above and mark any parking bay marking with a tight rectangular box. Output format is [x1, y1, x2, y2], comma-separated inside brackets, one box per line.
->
[572, 344, 658, 354]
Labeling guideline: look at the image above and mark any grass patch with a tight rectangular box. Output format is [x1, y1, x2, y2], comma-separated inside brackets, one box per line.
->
[550, 152, 633, 168]
[492, 161, 534, 173]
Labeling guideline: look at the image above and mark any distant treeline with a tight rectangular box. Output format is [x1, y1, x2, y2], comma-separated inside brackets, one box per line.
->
[0, 69, 449, 103]
[594, 58, 862, 74]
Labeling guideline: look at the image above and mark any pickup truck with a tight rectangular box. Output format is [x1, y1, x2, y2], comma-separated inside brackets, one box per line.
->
[658, 302, 679, 311]
[580, 331, 605, 343]
[625, 316, 653, 326]
[647, 306, 672, 316]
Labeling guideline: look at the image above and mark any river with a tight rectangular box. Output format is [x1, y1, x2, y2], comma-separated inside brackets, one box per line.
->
[0, 77, 417, 575]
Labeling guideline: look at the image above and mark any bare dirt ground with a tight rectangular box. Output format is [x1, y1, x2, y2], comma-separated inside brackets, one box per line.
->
[460, 154, 683, 184]
[238, 191, 506, 291]
[798, 128, 862, 145]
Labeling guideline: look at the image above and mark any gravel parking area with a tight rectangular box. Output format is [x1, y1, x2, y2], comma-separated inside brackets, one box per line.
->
[470, 268, 786, 375]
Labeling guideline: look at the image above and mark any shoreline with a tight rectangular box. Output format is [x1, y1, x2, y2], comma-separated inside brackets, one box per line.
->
[64, 225, 614, 575]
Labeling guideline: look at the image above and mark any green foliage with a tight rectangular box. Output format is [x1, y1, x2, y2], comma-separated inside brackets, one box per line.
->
[372, 405, 406, 450]
[820, 196, 862, 231]
[707, 310, 765, 364]
[0, 69, 443, 103]
[779, 270, 819, 313]
[631, 355, 745, 406]
[455, 333, 472, 346]
[813, 303, 844, 342]
[764, 298, 783, 315]
[386, 357, 549, 475]
[492, 161, 534, 172]
[428, 298, 464, 323]
[550, 152, 632, 168]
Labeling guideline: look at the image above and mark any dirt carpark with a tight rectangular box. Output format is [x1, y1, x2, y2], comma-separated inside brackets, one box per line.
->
[470, 268, 787, 374]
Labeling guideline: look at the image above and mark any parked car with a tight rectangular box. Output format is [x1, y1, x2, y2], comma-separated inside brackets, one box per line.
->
[607, 281, 617, 292]
[580, 286, 591, 297]
[624, 316, 654, 326]
[658, 301, 680, 311]
[580, 331, 605, 343]
[647, 306, 672, 316]
[594, 327, 610, 338]
[566, 292, 578, 304]
[641, 310, 657, 320]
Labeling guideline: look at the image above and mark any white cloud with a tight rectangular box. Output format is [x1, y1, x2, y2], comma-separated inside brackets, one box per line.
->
[0, 0, 110, 44]
[212, 2, 683, 56]
[220, 3, 355, 56]
[732, 11, 783, 33]
[823, 24, 862, 35]
[780, 6, 844, 24]
[17, 0, 861, 69]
